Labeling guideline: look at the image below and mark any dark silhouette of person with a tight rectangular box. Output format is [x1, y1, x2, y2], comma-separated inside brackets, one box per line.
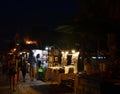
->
[21, 59, 27, 82]
[67, 55, 72, 65]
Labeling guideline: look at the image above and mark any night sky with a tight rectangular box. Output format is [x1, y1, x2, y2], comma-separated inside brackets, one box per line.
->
[0, 0, 79, 33]
[1, 0, 120, 34]
[0, 0, 120, 51]
[0, 0, 80, 50]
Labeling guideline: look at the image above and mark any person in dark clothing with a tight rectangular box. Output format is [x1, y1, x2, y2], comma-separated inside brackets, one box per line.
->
[8, 55, 17, 91]
[36, 54, 42, 67]
[21, 59, 27, 82]
[67, 55, 72, 65]
[17, 55, 22, 83]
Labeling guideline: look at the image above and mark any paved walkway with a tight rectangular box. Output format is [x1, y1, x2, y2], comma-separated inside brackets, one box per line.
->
[0, 72, 74, 94]
[17, 73, 49, 94]
[0, 72, 49, 94]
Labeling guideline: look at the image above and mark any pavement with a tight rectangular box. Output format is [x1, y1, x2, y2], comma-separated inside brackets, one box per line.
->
[0, 72, 74, 94]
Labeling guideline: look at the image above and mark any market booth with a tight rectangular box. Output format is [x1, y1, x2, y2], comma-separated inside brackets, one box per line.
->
[46, 49, 120, 94]
[45, 49, 80, 91]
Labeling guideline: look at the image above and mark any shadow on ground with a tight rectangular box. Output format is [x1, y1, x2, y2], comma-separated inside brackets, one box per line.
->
[30, 84, 74, 94]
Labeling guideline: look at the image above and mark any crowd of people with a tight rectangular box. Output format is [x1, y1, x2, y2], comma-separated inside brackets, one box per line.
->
[0, 49, 119, 93]
[0, 51, 48, 92]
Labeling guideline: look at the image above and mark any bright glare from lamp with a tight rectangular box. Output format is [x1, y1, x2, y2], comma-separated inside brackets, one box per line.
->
[26, 41, 31, 44]
[45, 47, 49, 50]
[61, 51, 64, 54]
[26, 40, 37, 44]
[65, 51, 68, 54]
[13, 48, 16, 51]
[72, 50, 75, 53]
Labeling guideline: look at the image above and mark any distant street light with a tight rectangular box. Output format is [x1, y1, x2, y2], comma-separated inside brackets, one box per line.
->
[25, 40, 37, 45]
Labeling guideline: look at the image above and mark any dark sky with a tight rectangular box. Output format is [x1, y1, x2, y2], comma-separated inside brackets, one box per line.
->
[0, 0, 80, 33]
[0, 0, 120, 51]
[1, 0, 120, 34]
[0, 0, 80, 50]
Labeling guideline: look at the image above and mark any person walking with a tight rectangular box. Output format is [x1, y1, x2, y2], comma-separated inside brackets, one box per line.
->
[16, 55, 22, 83]
[21, 59, 27, 82]
[8, 54, 17, 91]
[29, 52, 37, 81]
